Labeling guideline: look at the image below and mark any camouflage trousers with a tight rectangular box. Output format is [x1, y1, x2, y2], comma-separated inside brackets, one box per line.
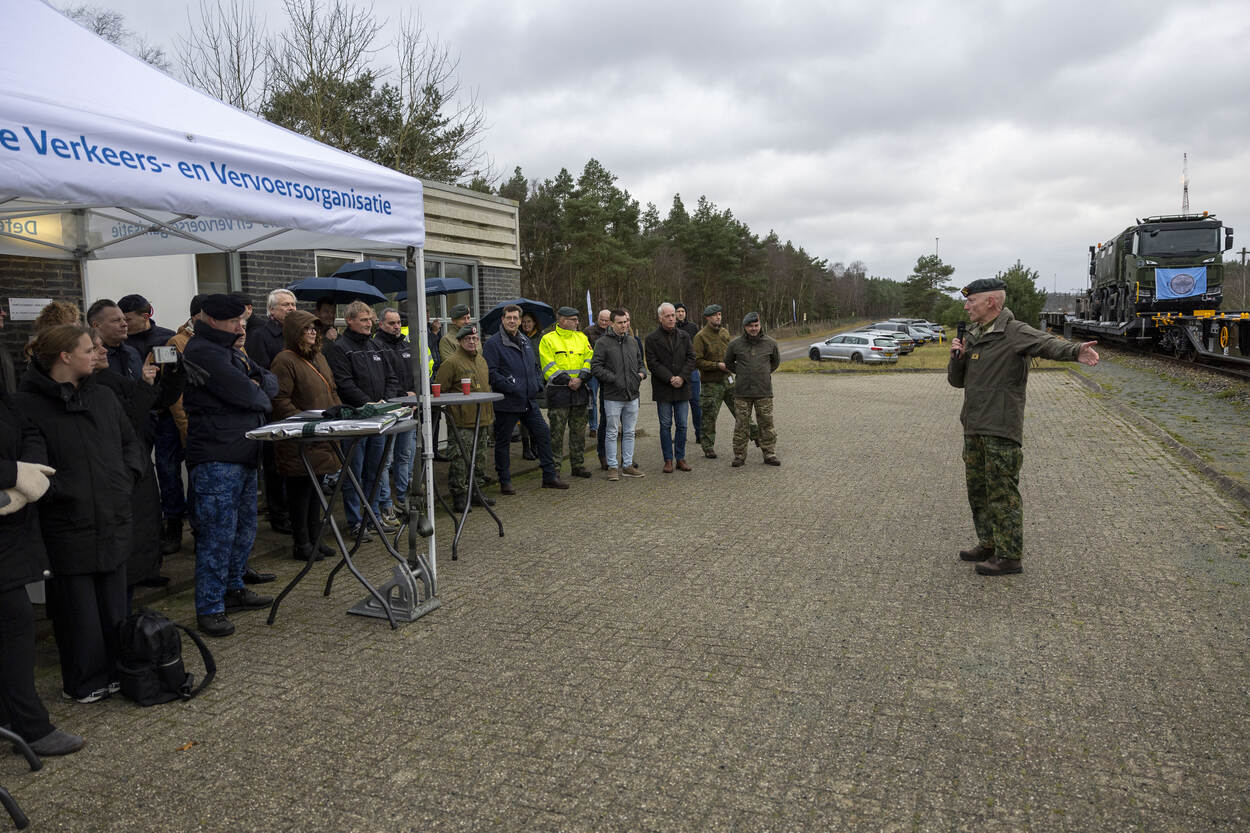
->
[732, 397, 776, 459]
[446, 423, 489, 498]
[547, 405, 588, 470]
[962, 435, 1024, 560]
[700, 380, 756, 452]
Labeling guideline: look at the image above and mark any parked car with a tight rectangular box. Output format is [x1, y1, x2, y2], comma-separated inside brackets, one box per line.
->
[809, 333, 900, 364]
[871, 321, 930, 343]
[860, 328, 915, 353]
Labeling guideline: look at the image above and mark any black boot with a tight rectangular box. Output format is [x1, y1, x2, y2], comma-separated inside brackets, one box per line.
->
[160, 518, 182, 555]
[521, 435, 536, 461]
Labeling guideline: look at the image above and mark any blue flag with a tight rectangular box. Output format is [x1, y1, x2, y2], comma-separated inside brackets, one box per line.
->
[1155, 266, 1207, 300]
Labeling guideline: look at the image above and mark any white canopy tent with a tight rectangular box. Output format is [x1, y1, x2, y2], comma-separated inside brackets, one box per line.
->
[0, 0, 442, 595]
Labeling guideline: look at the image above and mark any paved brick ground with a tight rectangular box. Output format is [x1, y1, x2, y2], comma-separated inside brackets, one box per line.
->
[11, 371, 1250, 832]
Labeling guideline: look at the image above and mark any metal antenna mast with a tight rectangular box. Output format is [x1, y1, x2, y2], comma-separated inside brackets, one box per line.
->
[1181, 153, 1190, 214]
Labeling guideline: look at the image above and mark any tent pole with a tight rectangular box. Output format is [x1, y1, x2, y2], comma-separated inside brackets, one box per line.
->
[407, 245, 437, 590]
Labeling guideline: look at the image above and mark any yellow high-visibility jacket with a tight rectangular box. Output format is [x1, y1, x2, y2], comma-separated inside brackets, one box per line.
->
[539, 326, 593, 384]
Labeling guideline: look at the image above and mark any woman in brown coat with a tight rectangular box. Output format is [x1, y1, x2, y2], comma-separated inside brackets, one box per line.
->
[269, 310, 342, 561]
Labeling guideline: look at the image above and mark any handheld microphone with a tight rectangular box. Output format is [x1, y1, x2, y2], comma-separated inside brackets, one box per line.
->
[955, 322, 967, 356]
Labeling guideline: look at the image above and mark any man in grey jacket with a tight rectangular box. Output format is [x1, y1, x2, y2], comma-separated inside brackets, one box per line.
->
[590, 308, 647, 481]
[723, 312, 781, 467]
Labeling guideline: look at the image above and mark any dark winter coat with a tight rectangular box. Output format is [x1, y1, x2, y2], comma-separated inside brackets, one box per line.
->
[270, 311, 343, 477]
[183, 320, 277, 468]
[325, 327, 399, 407]
[0, 395, 49, 592]
[93, 366, 183, 585]
[724, 332, 780, 398]
[125, 321, 176, 364]
[15, 367, 143, 576]
[644, 326, 695, 403]
[244, 317, 285, 370]
[591, 330, 645, 403]
[483, 328, 543, 413]
[374, 329, 416, 394]
[105, 341, 144, 381]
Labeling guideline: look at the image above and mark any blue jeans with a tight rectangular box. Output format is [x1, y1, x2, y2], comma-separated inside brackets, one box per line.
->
[191, 462, 258, 615]
[688, 369, 702, 442]
[604, 398, 639, 468]
[343, 435, 387, 528]
[152, 411, 187, 519]
[381, 429, 416, 510]
[656, 400, 689, 461]
[586, 376, 600, 431]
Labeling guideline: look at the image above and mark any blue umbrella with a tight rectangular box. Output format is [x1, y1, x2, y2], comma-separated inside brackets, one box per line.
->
[396, 277, 475, 301]
[287, 276, 388, 305]
[480, 298, 556, 335]
[331, 259, 407, 294]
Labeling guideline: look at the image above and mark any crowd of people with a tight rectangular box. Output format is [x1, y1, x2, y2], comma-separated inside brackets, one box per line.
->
[0, 287, 783, 759]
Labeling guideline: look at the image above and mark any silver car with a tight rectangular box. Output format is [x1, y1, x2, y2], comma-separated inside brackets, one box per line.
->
[809, 333, 900, 364]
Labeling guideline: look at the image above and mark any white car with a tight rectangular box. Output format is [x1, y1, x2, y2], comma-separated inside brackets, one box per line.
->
[809, 333, 900, 364]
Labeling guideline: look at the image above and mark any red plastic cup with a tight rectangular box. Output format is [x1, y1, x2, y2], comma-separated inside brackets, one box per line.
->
[430, 382, 441, 396]
[460, 378, 471, 395]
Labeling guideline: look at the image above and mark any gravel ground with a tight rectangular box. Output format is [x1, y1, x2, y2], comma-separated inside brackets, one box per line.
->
[1071, 346, 1250, 492]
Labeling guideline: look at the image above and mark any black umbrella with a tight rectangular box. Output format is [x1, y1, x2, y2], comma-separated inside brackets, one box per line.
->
[287, 276, 388, 305]
[331, 259, 407, 294]
[396, 277, 475, 301]
[480, 298, 556, 335]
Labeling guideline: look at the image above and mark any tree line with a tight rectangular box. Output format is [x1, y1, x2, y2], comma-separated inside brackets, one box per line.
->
[76, 0, 1051, 329]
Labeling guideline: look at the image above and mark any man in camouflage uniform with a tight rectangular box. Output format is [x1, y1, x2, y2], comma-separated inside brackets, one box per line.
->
[434, 324, 495, 513]
[723, 312, 781, 467]
[948, 278, 1100, 576]
[692, 304, 755, 458]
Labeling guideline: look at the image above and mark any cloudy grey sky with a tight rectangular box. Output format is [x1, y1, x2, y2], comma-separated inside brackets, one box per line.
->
[102, 0, 1250, 291]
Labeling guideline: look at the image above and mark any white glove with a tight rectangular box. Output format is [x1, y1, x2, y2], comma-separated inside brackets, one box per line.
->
[0, 488, 28, 516]
[14, 462, 55, 501]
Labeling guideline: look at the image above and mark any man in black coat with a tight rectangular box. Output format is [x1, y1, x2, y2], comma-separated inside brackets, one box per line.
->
[90, 333, 184, 591]
[86, 299, 143, 380]
[183, 294, 278, 637]
[645, 303, 696, 473]
[244, 288, 298, 535]
[673, 303, 703, 444]
[325, 301, 401, 536]
[117, 293, 190, 557]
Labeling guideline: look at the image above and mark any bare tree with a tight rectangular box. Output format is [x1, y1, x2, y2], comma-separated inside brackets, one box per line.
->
[176, 0, 269, 112]
[263, 0, 382, 145]
[378, 12, 492, 182]
[60, 4, 172, 71]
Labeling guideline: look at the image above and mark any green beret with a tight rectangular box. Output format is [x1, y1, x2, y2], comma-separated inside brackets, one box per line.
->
[448, 303, 471, 318]
[742, 311, 759, 326]
[702, 304, 722, 317]
[556, 306, 579, 317]
[456, 324, 478, 339]
[960, 278, 1007, 297]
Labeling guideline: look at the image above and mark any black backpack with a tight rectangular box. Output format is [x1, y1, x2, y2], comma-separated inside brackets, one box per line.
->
[115, 610, 216, 706]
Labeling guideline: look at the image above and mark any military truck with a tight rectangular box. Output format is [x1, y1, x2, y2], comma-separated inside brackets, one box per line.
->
[1077, 213, 1234, 323]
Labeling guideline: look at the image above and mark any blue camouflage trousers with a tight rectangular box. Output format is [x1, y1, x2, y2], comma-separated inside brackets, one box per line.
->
[192, 462, 259, 615]
[962, 435, 1024, 560]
